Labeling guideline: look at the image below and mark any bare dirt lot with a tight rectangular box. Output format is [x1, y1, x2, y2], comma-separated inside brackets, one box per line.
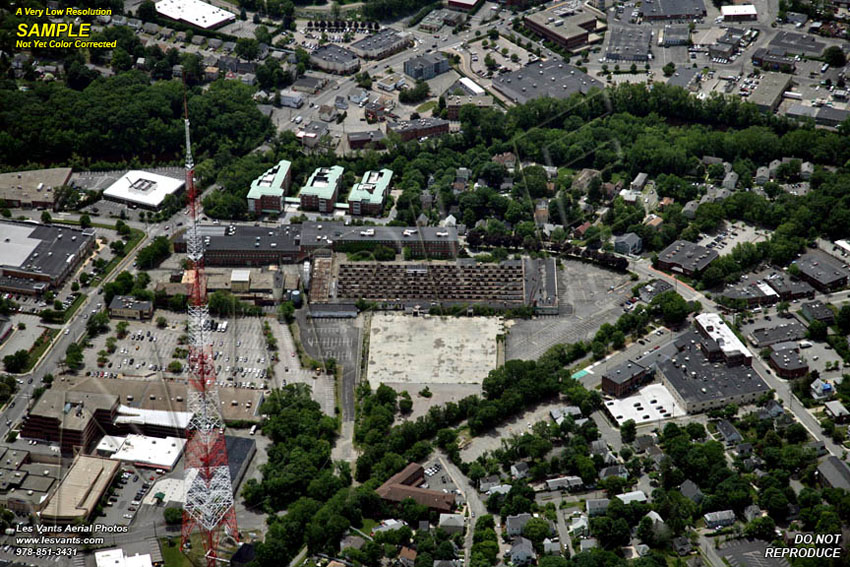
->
[366, 313, 502, 387]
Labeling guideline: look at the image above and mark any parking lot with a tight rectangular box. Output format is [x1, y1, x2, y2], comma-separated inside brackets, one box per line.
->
[96, 465, 162, 528]
[85, 314, 274, 391]
[696, 221, 768, 252]
[506, 260, 632, 361]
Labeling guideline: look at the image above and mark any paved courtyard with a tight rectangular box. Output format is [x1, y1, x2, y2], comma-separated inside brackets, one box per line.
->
[367, 313, 501, 387]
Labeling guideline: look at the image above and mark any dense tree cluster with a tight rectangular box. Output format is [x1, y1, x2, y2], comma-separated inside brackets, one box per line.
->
[0, 73, 272, 169]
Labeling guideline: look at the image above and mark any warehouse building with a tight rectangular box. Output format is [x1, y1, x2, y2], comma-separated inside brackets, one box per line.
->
[641, 0, 706, 20]
[751, 47, 796, 72]
[155, 0, 235, 29]
[694, 313, 752, 366]
[794, 253, 849, 291]
[404, 52, 450, 80]
[95, 434, 186, 471]
[491, 61, 602, 105]
[0, 167, 72, 210]
[0, 220, 96, 295]
[302, 223, 458, 259]
[768, 31, 825, 57]
[348, 169, 393, 216]
[656, 240, 718, 276]
[247, 160, 292, 214]
[660, 25, 690, 46]
[658, 330, 769, 413]
[310, 44, 360, 74]
[605, 25, 652, 62]
[102, 170, 185, 210]
[447, 0, 482, 11]
[350, 29, 412, 59]
[748, 73, 793, 113]
[300, 166, 344, 213]
[523, 7, 598, 50]
[748, 320, 807, 347]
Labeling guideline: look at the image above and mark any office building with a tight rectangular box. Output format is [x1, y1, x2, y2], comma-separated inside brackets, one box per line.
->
[656, 240, 718, 276]
[174, 224, 303, 266]
[247, 160, 292, 214]
[376, 463, 455, 512]
[601, 360, 651, 397]
[641, 0, 706, 20]
[606, 25, 652, 61]
[523, 8, 597, 50]
[801, 300, 835, 325]
[350, 29, 412, 59]
[794, 254, 848, 291]
[721, 4, 757, 21]
[21, 391, 118, 454]
[300, 166, 344, 213]
[694, 313, 752, 365]
[447, 0, 482, 11]
[445, 95, 494, 120]
[108, 295, 154, 320]
[404, 52, 450, 80]
[154, 0, 235, 29]
[310, 44, 360, 74]
[348, 169, 393, 216]
[95, 434, 186, 471]
[0, 167, 72, 210]
[102, 170, 185, 210]
[387, 117, 450, 142]
[347, 130, 386, 150]
[40, 455, 120, 523]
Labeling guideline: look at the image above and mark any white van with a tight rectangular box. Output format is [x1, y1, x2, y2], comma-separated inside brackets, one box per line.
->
[294, 115, 303, 124]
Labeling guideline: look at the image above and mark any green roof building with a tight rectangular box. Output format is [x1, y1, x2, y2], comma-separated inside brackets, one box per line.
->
[247, 160, 292, 214]
[300, 165, 344, 213]
[348, 169, 393, 216]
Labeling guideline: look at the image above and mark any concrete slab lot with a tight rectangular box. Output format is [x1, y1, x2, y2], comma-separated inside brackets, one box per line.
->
[367, 313, 501, 387]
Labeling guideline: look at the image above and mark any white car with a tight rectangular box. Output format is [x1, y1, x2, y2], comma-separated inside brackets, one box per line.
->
[122, 514, 134, 520]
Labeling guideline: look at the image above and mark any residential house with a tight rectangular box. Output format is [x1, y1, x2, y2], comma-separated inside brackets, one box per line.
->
[438, 513, 465, 535]
[716, 419, 743, 445]
[811, 378, 834, 400]
[509, 538, 535, 565]
[679, 480, 703, 504]
[704, 510, 736, 529]
[818, 456, 850, 490]
[825, 400, 850, 423]
[510, 462, 529, 479]
[614, 232, 643, 255]
[506, 513, 532, 536]
[399, 547, 417, 567]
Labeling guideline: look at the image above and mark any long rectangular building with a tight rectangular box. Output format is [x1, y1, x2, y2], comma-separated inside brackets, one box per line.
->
[523, 8, 598, 50]
[247, 160, 292, 214]
[348, 169, 393, 216]
[174, 224, 303, 266]
[301, 223, 458, 258]
[0, 168, 72, 210]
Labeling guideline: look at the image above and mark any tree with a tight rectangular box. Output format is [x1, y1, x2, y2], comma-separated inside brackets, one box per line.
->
[168, 361, 184, 373]
[86, 311, 110, 337]
[41, 211, 52, 223]
[164, 507, 183, 524]
[807, 319, 828, 341]
[138, 0, 157, 20]
[3, 350, 29, 373]
[663, 62, 676, 77]
[156, 316, 168, 329]
[136, 236, 171, 270]
[620, 419, 636, 444]
[65, 343, 84, 370]
[823, 46, 847, 68]
[278, 301, 295, 323]
[745, 516, 776, 541]
[235, 38, 260, 61]
[522, 517, 551, 547]
[79, 214, 92, 228]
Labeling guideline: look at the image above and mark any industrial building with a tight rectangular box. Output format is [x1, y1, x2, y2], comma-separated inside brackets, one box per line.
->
[447, 0, 482, 11]
[751, 47, 797, 72]
[694, 313, 752, 365]
[491, 61, 602, 105]
[801, 300, 835, 325]
[108, 295, 154, 320]
[656, 240, 718, 276]
[154, 0, 235, 29]
[0, 220, 96, 295]
[606, 25, 652, 61]
[768, 31, 826, 57]
[310, 44, 360, 74]
[768, 342, 808, 378]
[658, 330, 769, 413]
[640, 0, 706, 20]
[350, 28, 412, 59]
[174, 224, 303, 266]
[247, 160, 292, 214]
[0, 167, 72, 210]
[404, 52, 450, 80]
[102, 170, 185, 210]
[748, 320, 807, 347]
[387, 117, 450, 142]
[348, 169, 393, 216]
[302, 223, 459, 259]
[299, 166, 344, 213]
[39, 456, 119, 524]
[523, 7, 598, 50]
[660, 25, 690, 46]
[748, 73, 794, 113]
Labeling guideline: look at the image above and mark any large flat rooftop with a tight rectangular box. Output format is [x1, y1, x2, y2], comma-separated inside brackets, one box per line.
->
[103, 170, 185, 208]
[0, 220, 94, 283]
[491, 61, 603, 105]
[155, 0, 235, 29]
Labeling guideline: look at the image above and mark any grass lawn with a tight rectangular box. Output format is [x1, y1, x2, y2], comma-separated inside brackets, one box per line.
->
[361, 518, 378, 534]
[417, 101, 437, 113]
[160, 538, 192, 567]
[63, 294, 87, 323]
[24, 328, 58, 372]
[96, 228, 145, 284]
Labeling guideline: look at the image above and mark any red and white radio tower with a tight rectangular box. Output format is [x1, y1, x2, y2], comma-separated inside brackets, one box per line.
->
[180, 96, 239, 567]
